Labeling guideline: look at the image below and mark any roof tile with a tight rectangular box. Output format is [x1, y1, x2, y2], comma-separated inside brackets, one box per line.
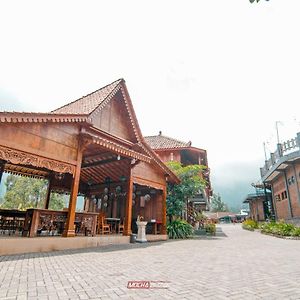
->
[144, 134, 190, 150]
[51, 79, 122, 115]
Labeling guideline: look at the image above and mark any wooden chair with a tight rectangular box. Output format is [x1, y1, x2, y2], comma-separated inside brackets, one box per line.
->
[118, 218, 124, 234]
[97, 213, 111, 234]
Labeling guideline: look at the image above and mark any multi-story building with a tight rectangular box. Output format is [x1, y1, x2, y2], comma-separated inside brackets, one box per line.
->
[144, 132, 212, 211]
[260, 132, 300, 223]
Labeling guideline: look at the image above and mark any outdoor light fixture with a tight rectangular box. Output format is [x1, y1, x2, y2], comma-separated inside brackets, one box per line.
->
[116, 186, 122, 194]
[120, 175, 126, 182]
[55, 173, 64, 181]
[117, 154, 121, 160]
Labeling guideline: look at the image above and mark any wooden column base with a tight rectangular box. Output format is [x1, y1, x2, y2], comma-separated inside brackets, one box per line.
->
[122, 229, 132, 236]
[161, 225, 167, 235]
[62, 229, 75, 237]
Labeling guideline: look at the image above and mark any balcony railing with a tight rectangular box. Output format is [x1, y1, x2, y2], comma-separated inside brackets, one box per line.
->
[260, 132, 300, 178]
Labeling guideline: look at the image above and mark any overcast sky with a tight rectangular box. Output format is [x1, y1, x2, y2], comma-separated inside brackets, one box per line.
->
[0, 0, 300, 209]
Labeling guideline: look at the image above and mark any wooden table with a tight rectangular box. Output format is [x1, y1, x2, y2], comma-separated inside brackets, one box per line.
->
[105, 218, 120, 233]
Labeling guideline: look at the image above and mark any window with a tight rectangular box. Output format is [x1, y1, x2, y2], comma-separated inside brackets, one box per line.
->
[281, 190, 287, 199]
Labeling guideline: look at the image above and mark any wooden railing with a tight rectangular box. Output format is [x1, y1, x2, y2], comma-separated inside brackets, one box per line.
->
[0, 208, 99, 238]
[0, 209, 26, 236]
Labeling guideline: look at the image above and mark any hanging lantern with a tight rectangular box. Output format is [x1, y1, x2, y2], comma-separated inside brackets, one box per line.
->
[132, 199, 135, 206]
[116, 186, 122, 194]
[103, 195, 108, 201]
[144, 194, 151, 202]
[132, 193, 136, 200]
[104, 187, 109, 194]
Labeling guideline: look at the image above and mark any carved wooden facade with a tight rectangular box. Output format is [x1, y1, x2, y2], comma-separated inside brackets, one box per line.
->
[0, 79, 179, 238]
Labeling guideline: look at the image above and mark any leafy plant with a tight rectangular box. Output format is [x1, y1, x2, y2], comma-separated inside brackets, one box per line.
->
[260, 221, 298, 236]
[166, 161, 206, 221]
[291, 227, 300, 237]
[167, 219, 194, 239]
[242, 219, 258, 231]
[204, 223, 216, 235]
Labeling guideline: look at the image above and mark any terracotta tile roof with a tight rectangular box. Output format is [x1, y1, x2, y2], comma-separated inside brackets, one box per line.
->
[51, 79, 123, 115]
[144, 133, 191, 150]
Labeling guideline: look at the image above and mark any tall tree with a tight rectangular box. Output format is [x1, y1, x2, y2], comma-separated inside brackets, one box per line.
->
[210, 193, 228, 212]
[166, 161, 206, 221]
[1, 174, 65, 210]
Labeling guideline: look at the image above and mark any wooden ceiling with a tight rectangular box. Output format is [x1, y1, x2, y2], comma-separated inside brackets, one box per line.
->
[80, 144, 131, 186]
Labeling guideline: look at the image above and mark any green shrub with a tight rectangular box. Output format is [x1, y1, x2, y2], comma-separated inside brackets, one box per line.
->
[261, 221, 298, 236]
[204, 223, 216, 235]
[291, 227, 300, 237]
[167, 219, 194, 239]
[242, 219, 258, 231]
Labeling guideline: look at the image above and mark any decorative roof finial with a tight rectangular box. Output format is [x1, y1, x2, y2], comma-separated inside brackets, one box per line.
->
[159, 131, 162, 136]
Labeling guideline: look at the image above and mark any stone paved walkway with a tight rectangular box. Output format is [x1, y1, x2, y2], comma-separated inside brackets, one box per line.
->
[1, 224, 300, 299]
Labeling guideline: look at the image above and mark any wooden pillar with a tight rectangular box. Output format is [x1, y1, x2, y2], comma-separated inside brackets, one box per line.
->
[63, 143, 83, 237]
[84, 196, 90, 212]
[123, 167, 133, 236]
[161, 186, 167, 235]
[44, 177, 52, 209]
[0, 161, 5, 185]
[112, 197, 117, 218]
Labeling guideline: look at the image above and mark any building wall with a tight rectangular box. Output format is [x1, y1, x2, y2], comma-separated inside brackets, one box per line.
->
[285, 166, 300, 218]
[271, 163, 300, 220]
[249, 198, 265, 221]
[0, 123, 79, 165]
[272, 174, 290, 220]
[154, 150, 181, 164]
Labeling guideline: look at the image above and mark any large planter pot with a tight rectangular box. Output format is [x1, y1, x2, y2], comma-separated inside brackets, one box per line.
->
[136, 221, 148, 243]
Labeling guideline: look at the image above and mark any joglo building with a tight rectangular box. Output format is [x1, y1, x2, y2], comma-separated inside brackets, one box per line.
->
[0, 79, 180, 253]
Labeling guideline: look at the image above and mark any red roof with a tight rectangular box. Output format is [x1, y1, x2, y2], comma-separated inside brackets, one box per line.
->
[51, 79, 123, 115]
[144, 133, 191, 150]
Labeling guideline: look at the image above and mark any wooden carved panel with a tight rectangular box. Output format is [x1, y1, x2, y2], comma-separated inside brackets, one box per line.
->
[0, 145, 75, 174]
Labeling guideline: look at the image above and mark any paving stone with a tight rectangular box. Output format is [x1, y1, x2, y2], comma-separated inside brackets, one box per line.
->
[2, 225, 300, 298]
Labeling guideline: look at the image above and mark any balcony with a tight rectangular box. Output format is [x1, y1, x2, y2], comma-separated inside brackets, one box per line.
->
[260, 132, 300, 182]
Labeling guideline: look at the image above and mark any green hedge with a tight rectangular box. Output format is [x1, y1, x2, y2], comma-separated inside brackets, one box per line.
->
[260, 221, 300, 237]
[167, 219, 194, 239]
[242, 219, 259, 231]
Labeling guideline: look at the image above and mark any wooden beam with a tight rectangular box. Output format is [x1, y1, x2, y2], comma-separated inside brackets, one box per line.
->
[123, 167, 133, 236]
[63, 140, 84, 237]
[161, 186, 167, 235]
[81, 157, 125, 169]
